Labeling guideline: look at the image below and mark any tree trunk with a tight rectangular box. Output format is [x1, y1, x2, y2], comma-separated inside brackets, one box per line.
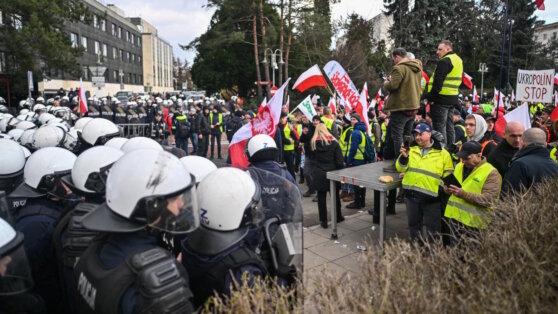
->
[252, 1, 262, 99]
[259, 0, 271, 96]
[284, 0, 293, 81]
[278, 0, 284, 86]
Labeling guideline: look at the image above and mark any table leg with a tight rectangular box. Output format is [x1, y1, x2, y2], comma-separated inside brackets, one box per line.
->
[379, 190, 386, 250]
[330, 180, 337, 239]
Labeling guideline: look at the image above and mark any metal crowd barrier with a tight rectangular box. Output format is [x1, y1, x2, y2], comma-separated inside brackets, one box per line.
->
[117, 123, 151, 138]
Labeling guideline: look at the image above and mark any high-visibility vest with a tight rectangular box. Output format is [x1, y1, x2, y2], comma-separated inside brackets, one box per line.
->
[481, 103, 492, 114]
[209, 112, 223, 132]
[339, 126, 353, 157]
[369, 119, 380, 147]
[444, 161, 500, 229]
[456, 123, 466, 135]
[396, 145, 454, 197]
[428, 53, 463, 96]
[551, 147, 557, 162]
[321, 117, 334, 131]
[529, 103, 545, 116]
[348, 130, 366, 160]
[380, 122, 386, 144]
[283, 125, 295, 151]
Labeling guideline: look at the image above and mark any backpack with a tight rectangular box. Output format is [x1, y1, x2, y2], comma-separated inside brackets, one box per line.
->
[358, 131, 377, 163]
[177, 118, 191, 138]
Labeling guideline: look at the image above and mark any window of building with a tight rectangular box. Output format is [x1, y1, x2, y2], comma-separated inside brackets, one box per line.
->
[131, 34, 135, 45]
[83, 66, 89, 79]
[102, 43, 108, 57]
[81, 36, 88, 50]
[126, 31, 129, 42]
[138, 55, 141, 63]
[101, 19, 106, 31]
[118, 27, 122, 38]
[93, 15, 98, 28]
[70, 33, 78, 48]
[553, 32, 557, 39]
[138, 37, 141, 47]
[132, 54, 135, 62]
[119, 49, 123, 61]
[13, 14, 22, 30]
[0, 10, 3, 25]
[112, 23, 116, 36]
[114, 70, 118, 81]
[94, 41, 100, 55]
[113, 47, 117, 59]
[126, 52, 130, 62]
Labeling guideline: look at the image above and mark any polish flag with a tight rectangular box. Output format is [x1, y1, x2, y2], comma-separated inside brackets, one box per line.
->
[359, 82, 371, 135]
[260, 97, 267, 107]
[328, 96, 336, 115]
[536, 0, 545, 10]
[462, 72, 473, 89]
[422, 70, 429, 86]
[79, 78, 88, 114]
[473, 85, 480, 103]
[494, 88, 504, 108]
[494, 103, 532, 137]
[554, 73, 558, 85]
[550, 91, 558, 121]
[292, 65, 328, 93]
[229, 79, 291, 168]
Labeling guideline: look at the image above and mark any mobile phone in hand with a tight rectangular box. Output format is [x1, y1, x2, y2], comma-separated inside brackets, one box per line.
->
[403, 135, 412, 150]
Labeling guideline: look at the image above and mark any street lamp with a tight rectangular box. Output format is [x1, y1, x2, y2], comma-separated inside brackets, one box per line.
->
[262, 48, 284, 86]
[478, 63, 488, 100]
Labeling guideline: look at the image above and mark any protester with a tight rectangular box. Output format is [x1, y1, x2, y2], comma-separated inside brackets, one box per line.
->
[427, 40, 463, 146]
[279, 112, 297, 181]
[464, 114, 497, 157]
[396, 122, 453, 244]
[310, 123, 344, 228]
[382, 47, 422, 172]
[487, 121, 524, 177]
[345, 114, 368, 209]
[443, 141, 501, 243]
[209, 105, 223, 159]
[483, 115, 503, 143]
[503, 127, 558, 194]
[453, 109, 466, 143]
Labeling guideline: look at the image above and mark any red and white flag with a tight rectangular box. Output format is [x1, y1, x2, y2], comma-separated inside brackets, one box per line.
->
[462, 72, 473, 89]
[536, 0, 545, 10]
[284, 95, 289, 112]
[328, 96, 336, 115]
[554, 73, 558, 85]
[359, 82, 370, 135]
[260, 97, 267, 107]
[323, 60, 367, 123]
[292, 65, 328, 93]
[494, 88, 505, 108]
[473, 85, 480, 103]
[229, 79, 291, 168]
[79, 78, 88, 114]
[494, 103, 532, 137]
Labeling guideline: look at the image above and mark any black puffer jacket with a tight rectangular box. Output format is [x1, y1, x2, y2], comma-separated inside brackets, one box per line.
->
[310, 138, 344, 192]
[503, 144, 558, 193]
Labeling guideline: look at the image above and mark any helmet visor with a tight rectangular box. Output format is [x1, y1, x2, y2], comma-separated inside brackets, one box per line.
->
[141, 185, 200, 234]
[0, 234, 34, 295]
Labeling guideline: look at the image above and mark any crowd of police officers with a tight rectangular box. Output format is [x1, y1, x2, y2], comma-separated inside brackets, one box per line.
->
[0, 94, 302, 313]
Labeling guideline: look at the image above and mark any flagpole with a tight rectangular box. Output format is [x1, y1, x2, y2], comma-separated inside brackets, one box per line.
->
[496, 0, 509, 120]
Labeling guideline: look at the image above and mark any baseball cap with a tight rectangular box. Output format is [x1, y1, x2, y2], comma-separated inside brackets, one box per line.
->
[456, 141, 482, 159]
[413, 123, 431, 134]
[453, 109, 461, 116]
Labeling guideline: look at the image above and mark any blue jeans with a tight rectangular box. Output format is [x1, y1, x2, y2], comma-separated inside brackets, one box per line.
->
[176, 137, 189, 156]
[189, 133, 198, 153]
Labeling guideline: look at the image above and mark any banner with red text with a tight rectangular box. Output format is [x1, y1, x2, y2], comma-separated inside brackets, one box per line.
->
[516, 69, 555, 103]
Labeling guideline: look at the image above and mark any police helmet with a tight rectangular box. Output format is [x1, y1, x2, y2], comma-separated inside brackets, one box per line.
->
[186, 168, 262, 255]
[81, 149, 199, 234]
[62, 146, 123, 195]
[19, 109, 29, 116]
[0, 218, 34, 295]
[0, 97, 6, 105]
[7, 129, 24, 142]
[120, 137, 162, 153]
[35, 103, 48, 113]
[0, 139, 26, 194]
[73, 117, 93, 131]
[36, 96, 44, 104]
[19, 129, 35, 148]
[31, 126, 66, 149]
[80, 118, 120, 146]
[10, 147, 77, 198]
[15, 121, 36, 131]
[179, 156, 217, 184]
[24, 111, 39, 123]
[38, 113, 56, 125]
[62, 128, 80, 152]
[245, 134, 279, 162]
[104, 137, 128, 150]
[0, 133, 13, 140]
[19, 145, 31, 159]
[0, 105, 8, 113]
[0, 117, 20, 133]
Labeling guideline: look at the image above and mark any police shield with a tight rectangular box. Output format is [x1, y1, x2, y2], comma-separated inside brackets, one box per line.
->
[246, 167, 303, 284]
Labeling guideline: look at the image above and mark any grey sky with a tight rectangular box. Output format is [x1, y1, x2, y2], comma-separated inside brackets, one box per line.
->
[106, 0, 557, 64]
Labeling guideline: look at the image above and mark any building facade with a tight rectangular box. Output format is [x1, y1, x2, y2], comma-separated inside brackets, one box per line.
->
[534, 22, 558, 46]
[370, 13, 394, 53]
[129, 18, 174, 94]
[38, 0, 144, 96]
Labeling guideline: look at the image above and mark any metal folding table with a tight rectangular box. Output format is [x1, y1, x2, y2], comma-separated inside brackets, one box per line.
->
[326, 161, 402, 247]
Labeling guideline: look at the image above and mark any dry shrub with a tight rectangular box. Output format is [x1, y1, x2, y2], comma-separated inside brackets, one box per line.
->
[203, 179, 558, 313]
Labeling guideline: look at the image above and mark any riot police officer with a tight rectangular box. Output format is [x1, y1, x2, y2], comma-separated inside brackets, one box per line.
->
[112, 100, 127, 125]
[100, 98, 114, 122]
[9, 147, 77, 313]
[246, 134, 296, 184]
[74, 149, 197, 314]
[86, 97, 101, 119]
[0, 139, 27, 216]
[79, 118, 121, 150]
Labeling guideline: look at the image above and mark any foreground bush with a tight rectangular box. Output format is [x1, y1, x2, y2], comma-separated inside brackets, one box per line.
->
[203, 179, 558, 313]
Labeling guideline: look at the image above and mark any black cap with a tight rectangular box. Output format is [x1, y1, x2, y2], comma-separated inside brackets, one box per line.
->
[453, 109, 461, 116]
[456, 141, 482, 159]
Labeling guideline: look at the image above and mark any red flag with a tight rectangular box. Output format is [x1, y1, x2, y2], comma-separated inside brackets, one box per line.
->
[229, 79, 291, 168]
[292, 65, 328, 93]
[550, 91, 558, 121]
[79, 78, 88, 114]
[494, 116, 507, 137]
[462, 72, 473, 89]
[536, 0, 545, 10]
[554, 73, 558, 85]
[473, 86, 479, 103]
[328, 97, 336, 115]
[422, 70, 429, 85]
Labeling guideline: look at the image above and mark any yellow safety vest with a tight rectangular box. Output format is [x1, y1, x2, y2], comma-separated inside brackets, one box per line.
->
[396, 145, 454, 197]
[283, 125, 294, 151]
[444, 161, 500, 229]
[339, 126, 353, 157]
[551, 147, 557, 162]
[296, 124, 302, 137]
[456, 124, 466, 135]
[348, 130, 366, 160]
[209, 112, 223, 132]
[380, 122, 386, 145]
[481, 103, 492, 114]
[428, 53, 463, 96]
[321, 117, 334, 131]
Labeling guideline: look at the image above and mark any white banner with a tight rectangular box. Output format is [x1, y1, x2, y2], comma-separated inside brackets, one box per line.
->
[296, 95, 317, 120]
[516, 69, 555, 103]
